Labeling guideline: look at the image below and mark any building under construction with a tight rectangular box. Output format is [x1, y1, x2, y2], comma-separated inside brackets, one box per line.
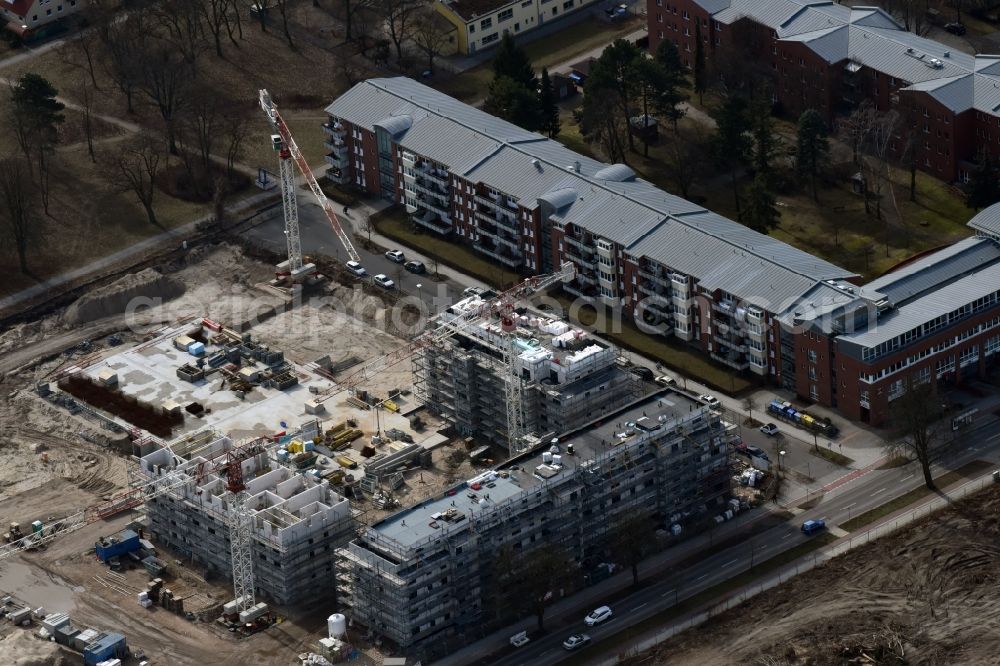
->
[336, 391, 733, 657]
[138, 432, 357, 606]
[413, 298, 640, 450]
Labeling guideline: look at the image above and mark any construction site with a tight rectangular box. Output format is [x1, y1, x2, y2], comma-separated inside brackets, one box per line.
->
[0, 88, 741, 666]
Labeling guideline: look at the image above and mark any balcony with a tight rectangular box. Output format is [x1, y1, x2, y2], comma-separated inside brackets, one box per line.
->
[478, 225, 519, 249]
[322, 120, 346, 140]
[411, 176, 450, 200]
[711, 351, 749, 371]
[563, 280, 598, 300]
[565, 246, 597, 269]
[325, 138, 348, 154]
[325, 165, 348, 185]
[412, 209, 453, 235]
[477, 243, 521, 267]
[415, 161, 450, 185]
[324, 152, 348, 169]
[638, 268, 670, 288]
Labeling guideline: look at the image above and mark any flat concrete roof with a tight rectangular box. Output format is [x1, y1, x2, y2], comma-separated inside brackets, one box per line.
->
[81, 322, 337, 440]
[505, 389, 710, 490]
[369, 389, 712, 548]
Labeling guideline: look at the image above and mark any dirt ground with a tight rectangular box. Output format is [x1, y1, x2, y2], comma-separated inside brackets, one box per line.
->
[626, 484, 1000, 666]
[0, 243, 431, 665]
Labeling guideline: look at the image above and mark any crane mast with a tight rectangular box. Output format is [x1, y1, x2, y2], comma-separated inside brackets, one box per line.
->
[259, 89, 361, 264]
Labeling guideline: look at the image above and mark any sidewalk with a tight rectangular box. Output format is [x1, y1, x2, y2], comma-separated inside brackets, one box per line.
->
[430, 505, 782, 666]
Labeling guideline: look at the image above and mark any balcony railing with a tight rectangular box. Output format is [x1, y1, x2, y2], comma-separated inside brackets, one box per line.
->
[324, 153, 348, 168]
[477, 243, 521, 267]
[412, 210, 453, 235]
[322, 121, 346, 139]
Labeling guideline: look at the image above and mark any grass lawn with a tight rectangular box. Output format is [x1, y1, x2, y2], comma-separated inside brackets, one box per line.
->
[809, 446, 855, 467]
[372, 207, 522, 288]
[839, 459, 995, 531]
[436, 17, 644, 103]
[0, 147, 209, 297]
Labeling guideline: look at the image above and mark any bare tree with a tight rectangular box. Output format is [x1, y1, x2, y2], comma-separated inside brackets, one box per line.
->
[412, 9, 451, 71]
[62, 32, 102, 90]
[860, 110, 900, 224]
[107, 133, 165, 227]
[253, 0, 271, 31]
[610, 512, 653, 586]
[221, 109, 250, 180]
[0, 157, 39, 273]
[154, 0, 207, 68]
[137, 42, 193, 154]
[100, 10, 149, 113]
[885, 381, 950, 490]
[341, 0, 373, 42]
[273, 0, 295, 48]
[76, 82, 97, 163]
[380, 0, 420, 61]
[200, 0, 235, 56]
[660, 126, 711, 199]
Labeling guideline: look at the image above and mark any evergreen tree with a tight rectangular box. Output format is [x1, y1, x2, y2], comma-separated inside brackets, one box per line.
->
[538, 67, 560, 138]
[694, 22, 707, 105]
[631, 57, 666, 157]
[712, 95, 752, 214]
[751, 99, 777, 184]
[492, 33, 535, 90]
[742, 174, 780, 234]
[966, 149, 1000, 210]
[653, 39, 690, 133]
[485, 75, 541, 131]
[796, 108, 830, 201]
[589, 39, 643, 152]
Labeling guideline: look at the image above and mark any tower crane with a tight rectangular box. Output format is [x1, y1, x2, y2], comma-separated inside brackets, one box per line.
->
[0, 437, 271, 616]
[258, 89, 361, 270]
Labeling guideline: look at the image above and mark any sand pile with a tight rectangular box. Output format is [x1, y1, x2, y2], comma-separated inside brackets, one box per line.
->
[63, 268, 184, 326]
[0, 629, 74, 665]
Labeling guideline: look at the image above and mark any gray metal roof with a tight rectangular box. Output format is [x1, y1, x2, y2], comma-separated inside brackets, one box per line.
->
[862, 237, 1000, 306]
[327, 78, 857, 311]
[841, 252, 1000, 348]
[969, 201, 1000, 238]
[374, 114, 412, 137]
[698, 0, 1000, 116]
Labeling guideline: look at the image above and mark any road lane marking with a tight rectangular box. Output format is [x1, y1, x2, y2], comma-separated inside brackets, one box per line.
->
[723, 559, 738, 566]
[871, 487, 886, 496]
[540, 650, 550, 657]
[696, 574, 707, 581]
[634, 603, 647, 611]
[844, 503, 856, 510]
[661, 590, 675, 598]
[781, 532, 793, 539]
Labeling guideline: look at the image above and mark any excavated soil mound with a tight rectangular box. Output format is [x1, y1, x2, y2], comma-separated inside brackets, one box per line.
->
[0, 629, 74, 665]
[63, 268, 184, 326]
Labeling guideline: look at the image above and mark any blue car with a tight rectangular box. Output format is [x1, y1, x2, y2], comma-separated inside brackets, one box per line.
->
[801, 519, 826, 535]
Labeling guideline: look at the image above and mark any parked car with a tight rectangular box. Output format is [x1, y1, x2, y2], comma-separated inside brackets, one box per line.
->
[655, 375, 677, 387]
[628, 366, 655, 381]
[562, 633, 592, 651]
[463, 286, 484, 297]
[801, 519, 826, 535]
[509, 631, 530, 648]
[345, 260, 367, 277]
[732, 439, 749, 454]
[759, 422, 780, 436]
[584, 605, 612, 626]
[745, 445, 769, 461]
[373, 274, 395, 289]
[404, 260, 426, 274]
[384, 249, 406, 263]
[944, 22, 966, 35]
[699, 394, 721, 409]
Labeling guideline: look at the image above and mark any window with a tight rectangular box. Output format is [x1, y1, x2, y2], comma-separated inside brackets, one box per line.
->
[469, 24, 475, 33]
[480, 17, 492, 29]
[563, 0, 573, 8]
[498, 8, 513, 21]
[482, 32, 499, 45]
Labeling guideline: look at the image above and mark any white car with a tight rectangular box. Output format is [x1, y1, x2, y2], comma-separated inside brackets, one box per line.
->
[385, 249, 406, 263]
[345, 260, 367, 277]
[373, 274, 395, 289]
[584, 605, 612, 626]
[562, 633, 591, 650]
[463, 286, 484, 298]
[699, 394, 720, 409]
[760, 422, 779, 436]
[655, 375, 676, 387]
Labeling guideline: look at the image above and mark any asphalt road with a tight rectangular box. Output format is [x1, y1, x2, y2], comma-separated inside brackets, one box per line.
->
[242, 201, 494, 315]
[494, 419, 1000, 666]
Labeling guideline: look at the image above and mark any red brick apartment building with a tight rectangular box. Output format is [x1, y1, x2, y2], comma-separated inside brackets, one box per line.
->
[324, 77, 1000, 426]
[648, 0, 1000, 184]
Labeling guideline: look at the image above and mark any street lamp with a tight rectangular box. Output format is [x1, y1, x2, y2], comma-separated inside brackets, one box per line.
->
[778, 450, 786, 472]
[416, 283, 423, 302]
